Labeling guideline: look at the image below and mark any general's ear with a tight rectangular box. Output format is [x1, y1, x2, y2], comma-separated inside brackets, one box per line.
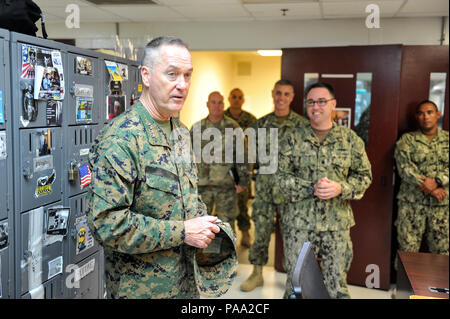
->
[141, 65, 151, 87]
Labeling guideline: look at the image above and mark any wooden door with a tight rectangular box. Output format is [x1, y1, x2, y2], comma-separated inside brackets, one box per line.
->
[278, 45, 403, 290]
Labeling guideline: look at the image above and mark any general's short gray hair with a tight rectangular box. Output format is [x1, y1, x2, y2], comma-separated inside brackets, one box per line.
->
[142, 36, 189, 70]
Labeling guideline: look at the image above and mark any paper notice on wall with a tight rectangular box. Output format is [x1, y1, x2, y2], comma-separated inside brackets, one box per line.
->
[117, 63, 128, 80]
[75, 216, 94, 255]
[105, 60, 123, 81]
[27, 207, 44, 291]
[33, 50, 65, 100]
[0, 131, 6, 160]
[48, 256, 63, 280]
[29, 284, 44, 299]
[0, 90, 4, 124]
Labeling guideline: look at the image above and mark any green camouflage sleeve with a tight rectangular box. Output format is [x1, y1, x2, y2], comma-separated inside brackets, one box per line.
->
[394, 134, 424, 186]
[236, 125, 250, 188]
[87, 137, 185, 255]
[339, 134, 373, 200]
[275, 131, 313, 202]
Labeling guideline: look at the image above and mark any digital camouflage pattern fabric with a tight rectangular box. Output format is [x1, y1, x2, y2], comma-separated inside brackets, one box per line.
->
[87, 101, 237, 299]
[224, 108, 257, 131]
[191, 115, 249, 229]
[248, 111, 308, 266]
[394, 129, 449, 255]
[224, 108, 257, 232]
[276, 122, 372, 298]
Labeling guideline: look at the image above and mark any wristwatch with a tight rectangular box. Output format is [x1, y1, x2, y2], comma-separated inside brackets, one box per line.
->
[307, 184, 314, 196]
[435, 177, 443, 188]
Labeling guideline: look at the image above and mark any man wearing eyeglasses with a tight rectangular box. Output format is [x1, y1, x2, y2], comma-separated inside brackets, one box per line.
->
[276, 82, 372, 299]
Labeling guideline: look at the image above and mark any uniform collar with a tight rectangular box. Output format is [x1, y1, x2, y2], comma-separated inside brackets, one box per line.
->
[414, 128, 444, 145]
[134, 100, 182, 148]
[304, 122, 341, 146]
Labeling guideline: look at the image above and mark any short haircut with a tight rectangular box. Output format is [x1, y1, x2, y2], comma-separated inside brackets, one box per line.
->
[274, 79, 295, 90]
[304, 82, 335, 99]
[208, 91, 223, 101]
[416, 99, 439, 113]
[142, 36, 189, 70]
[229, 88, 243, 95]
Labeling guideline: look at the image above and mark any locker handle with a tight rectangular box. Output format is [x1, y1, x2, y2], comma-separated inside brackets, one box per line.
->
[22, 162, 33, 180]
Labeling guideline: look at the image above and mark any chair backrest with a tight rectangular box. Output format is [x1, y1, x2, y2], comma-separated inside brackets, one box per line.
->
[291, 241, 331, 299]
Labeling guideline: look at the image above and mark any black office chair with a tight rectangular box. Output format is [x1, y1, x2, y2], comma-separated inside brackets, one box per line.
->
[290, 241, 331, 299]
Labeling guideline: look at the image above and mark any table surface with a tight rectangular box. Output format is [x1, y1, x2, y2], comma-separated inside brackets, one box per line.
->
[398, 251, 449, 299]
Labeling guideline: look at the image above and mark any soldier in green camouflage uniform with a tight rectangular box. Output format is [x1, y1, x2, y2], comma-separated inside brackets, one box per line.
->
[191, 91, 249, 232]
[240, 80, 308, 292]
[394, 100, 449, 258]
[276, 83, 372, 299]
[87, 37, 237, 299]
[224, 88, 257, 247]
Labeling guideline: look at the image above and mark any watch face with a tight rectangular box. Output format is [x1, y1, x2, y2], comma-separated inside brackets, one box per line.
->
[435, 178, 443, 187]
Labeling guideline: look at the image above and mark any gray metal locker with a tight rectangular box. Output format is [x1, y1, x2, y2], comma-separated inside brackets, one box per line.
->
[18, 127, 63, 212]
[10, 32, 69, 299]
[65, 251, 101, 299]
[64, 124, 100, 198]
[65, 49, 102, 126]
[66, 193, 100, 265]
[18, 202, 67, 298]
[0, 28, 14, 299]
[98, 53, 133, 125]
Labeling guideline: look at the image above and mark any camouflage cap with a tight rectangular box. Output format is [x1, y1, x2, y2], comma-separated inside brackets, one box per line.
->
[193, 221, 238, 298]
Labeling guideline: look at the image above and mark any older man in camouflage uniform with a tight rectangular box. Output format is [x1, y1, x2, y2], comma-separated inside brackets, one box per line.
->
[276, 82, 372, 299]
[191, 91, 249, 232]
[87, 37, 237, 299]
[240, 80, 308, 292]
[394, 100, 449, 258]
[224, 88, 257, 248]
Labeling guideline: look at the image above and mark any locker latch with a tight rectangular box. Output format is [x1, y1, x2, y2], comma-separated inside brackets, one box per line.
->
[22, 161, 33, 180]
[69, 161, 79, 182]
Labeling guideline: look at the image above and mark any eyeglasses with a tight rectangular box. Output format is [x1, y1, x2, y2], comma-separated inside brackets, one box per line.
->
[305, 98, 335, 107]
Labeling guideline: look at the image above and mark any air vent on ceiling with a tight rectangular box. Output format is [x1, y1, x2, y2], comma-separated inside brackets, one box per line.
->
[86, 0, 158, 5]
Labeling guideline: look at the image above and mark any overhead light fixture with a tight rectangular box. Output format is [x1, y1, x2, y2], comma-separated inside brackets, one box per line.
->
[257, 50, 282, 57]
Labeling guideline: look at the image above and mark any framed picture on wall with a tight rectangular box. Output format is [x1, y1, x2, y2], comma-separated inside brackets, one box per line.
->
[332, 107, 351, 128]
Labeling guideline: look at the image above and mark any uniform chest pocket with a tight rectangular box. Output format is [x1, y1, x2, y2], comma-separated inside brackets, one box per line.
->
[439, 146, 449, 165]
[145, 166, 179, 195]
[142, 166, 180, 219]
[332, 150, 351, 168]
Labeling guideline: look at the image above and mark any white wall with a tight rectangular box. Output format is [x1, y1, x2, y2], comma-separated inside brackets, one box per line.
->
[39, 17, 449, 53]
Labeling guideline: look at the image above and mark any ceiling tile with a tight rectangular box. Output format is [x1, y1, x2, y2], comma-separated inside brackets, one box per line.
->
[396, 0, 449, 16]
[34, 0, 91, 7]
[322, 0, 403, 18]
[99, 5, 185, 21]
[244, 2, 321, 18]
[156, 0, 240, 5]
[172, 4, 251, 19]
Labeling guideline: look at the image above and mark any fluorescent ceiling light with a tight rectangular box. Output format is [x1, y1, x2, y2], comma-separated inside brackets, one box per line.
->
[257, 50, 282, 56]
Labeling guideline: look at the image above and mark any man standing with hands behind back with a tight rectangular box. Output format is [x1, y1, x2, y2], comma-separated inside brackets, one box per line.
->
[276, 82, 372, 298]
[87, 36, 237, 299]
[394, 100, 449, 257]
[225, 88, 257, 247]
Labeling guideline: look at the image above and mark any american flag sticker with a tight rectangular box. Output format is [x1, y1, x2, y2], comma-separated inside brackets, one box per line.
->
[79, 163, 91, 188]
[21, 44, 37, 79]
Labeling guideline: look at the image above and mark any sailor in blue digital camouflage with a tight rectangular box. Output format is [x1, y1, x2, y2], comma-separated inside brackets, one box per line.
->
[276, 83, 372, 299]
[86, 37, 237, 299]
[224, 88, 257, 247]
[191, 91, 250, 232]
[394, 100, 449, 258]
[240, 80, 308, 292]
